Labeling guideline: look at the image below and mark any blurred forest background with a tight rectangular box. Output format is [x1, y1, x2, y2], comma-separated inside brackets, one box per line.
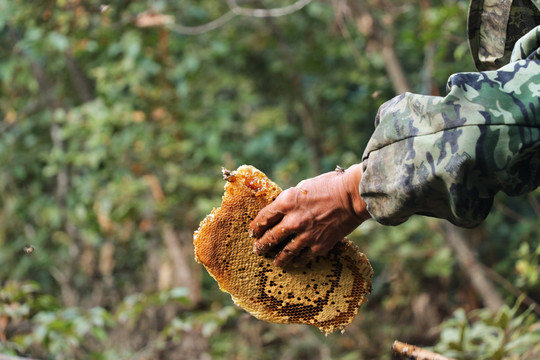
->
[2, 0, 540, 359]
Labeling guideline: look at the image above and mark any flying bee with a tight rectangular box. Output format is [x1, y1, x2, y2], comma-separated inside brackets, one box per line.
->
[222, 167, 233, 180]
[23, 245, 35, 254]
[335, 165, 345, 174]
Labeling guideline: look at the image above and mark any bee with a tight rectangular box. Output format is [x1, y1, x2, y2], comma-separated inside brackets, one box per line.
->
[335, 165, 345, 174]
[23, 245, 35, 254]
[222, 167, 234, 180]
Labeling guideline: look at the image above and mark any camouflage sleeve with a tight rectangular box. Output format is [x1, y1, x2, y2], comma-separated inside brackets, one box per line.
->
[359, 26, 540, 228]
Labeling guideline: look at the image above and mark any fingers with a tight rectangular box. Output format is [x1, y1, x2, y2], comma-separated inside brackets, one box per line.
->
[293, 247, 315, 268]
[252, 223, 293, 255]
[273, 230, 339, 268]
[273, 233, 310, 268]
[252, 203, 310, 256]
[250, 200, 287, 239]
[250, 187, 300, 240]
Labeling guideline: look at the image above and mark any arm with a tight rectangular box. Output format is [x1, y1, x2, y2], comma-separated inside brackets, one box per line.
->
[250, 164, 371, 268]
[361, 46, 540, 227]
[251, 26, 540, 266]
[360, 26, 540, 226]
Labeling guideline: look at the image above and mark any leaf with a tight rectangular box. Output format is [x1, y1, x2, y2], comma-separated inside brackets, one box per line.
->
[169, 287, 190, 302]
[47, 32, 70, 52]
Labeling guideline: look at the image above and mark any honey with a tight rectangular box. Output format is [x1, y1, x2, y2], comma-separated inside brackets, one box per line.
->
[193, 165, 373, 334]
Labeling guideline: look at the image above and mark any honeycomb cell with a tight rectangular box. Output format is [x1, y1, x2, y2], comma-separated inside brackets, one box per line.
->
[193, 165, 373, 335]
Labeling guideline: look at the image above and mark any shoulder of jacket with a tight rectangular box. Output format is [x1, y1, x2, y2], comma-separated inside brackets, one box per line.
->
[468, 0, 540, 71]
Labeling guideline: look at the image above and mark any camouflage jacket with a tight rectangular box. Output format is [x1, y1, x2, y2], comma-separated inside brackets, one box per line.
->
[359, 0, 540, 227]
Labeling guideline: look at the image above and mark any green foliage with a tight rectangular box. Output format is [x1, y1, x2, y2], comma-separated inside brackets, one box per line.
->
[0, 282, 197, 359]
[20, 307, 113, 359]
[514, 242, 540, 289]
[0, 0, 537, 359]
[116, 287, 191, 327]
[434, 298, 540, 360]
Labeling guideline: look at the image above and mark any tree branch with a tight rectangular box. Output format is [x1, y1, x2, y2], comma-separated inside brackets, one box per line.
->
[162, 225, 201, 304]
[167, 11, 237, 35]
[445, 224, 505, 312]
[481, 264, 540, 316]
[0, 355, 39, 360]
[227, 0, 313, 17]
[343, 1, 411, 94]
[163, 0, 313, 35]
[527, 193, 540, 217]
[267, 18, 323, 174]
[65, 52, 95, 103]
[380, 41, 411, 94]
[332, 0, 365, 70]
[392, 341, 455, 360]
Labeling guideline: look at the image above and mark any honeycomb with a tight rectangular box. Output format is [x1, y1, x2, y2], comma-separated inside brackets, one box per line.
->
[193, 165, 373, 334]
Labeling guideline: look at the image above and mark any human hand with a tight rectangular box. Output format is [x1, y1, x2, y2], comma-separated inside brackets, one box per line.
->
[249, 164, 371, 268]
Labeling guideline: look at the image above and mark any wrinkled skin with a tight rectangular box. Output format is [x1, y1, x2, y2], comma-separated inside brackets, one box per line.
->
[250, 164, 371, 268]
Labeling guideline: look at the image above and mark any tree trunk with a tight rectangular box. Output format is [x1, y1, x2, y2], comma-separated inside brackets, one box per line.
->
[445, 224, 504, 312]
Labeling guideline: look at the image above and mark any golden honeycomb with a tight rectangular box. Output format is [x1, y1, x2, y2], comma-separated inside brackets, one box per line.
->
[193, 165, 373, 334]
